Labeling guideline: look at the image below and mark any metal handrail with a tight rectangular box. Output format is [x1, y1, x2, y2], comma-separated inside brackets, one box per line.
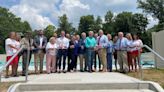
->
[0, 46, 24, 82]
[139, 45, 164, 80]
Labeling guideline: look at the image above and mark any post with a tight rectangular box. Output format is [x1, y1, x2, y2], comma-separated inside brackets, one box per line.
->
[25, 47, 30, 82]
[0, 72, 1, 82]
[138, 49, 143, 80]
[152, 32, 157, 69]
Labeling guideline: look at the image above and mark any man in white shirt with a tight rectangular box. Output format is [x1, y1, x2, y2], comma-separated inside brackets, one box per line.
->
[5, 32, 18, 78]
[57, 31, 69, 73]
[33, 30, 47, 73]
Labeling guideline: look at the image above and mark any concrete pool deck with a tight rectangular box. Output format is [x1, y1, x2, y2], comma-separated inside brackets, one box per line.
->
[5, 72, 164, 92]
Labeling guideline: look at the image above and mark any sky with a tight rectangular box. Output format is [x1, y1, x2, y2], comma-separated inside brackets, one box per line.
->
[0, 0, 159, 30]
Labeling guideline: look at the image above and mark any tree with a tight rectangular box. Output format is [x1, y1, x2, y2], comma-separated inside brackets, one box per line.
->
[93, 16, 102, 32]
[103, 10, 115, 34]
[57, 14, 73, 34]
[78, 15, 95, 34]
[105, 10, 113, 24]
[0, 7, 32, 38]
[131, 13, 148, 33]
[138, 0, 164, 31]
[114, 12, 133, 33]
[44, 25, 56, 39]
[0, 7, 32, 53]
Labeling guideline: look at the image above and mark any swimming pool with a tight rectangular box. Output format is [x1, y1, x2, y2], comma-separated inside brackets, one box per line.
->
[0, 53, 155, 70]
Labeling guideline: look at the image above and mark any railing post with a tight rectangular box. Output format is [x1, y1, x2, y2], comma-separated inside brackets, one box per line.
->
[0, 72, 1, 82]
[138, 49, 143, 80]
[25, 47, 30, 82]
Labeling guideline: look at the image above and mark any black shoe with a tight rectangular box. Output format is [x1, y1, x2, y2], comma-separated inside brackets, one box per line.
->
[5, 75, 9, 78]
[80, 70, 84, 72]
[63, 70, 67, 73]
[22, 74, 26, 76]
[13, 74, 18, 77]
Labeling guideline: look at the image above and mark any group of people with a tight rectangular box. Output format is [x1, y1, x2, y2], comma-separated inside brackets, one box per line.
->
[5, 29, 143, 78]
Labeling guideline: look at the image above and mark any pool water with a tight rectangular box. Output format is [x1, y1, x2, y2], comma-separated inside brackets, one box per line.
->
[0, 53, 155, 70]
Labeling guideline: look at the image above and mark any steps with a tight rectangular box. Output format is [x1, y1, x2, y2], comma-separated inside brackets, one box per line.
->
[24, 89, 154, 92]
[7, 73, 164, 92]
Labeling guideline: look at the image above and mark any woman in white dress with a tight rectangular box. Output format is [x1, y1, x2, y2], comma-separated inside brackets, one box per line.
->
[46, 37, 57, 74]
[132, 34, 143, 71]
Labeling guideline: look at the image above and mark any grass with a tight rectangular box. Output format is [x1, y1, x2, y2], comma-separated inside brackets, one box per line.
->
[0, 82, 23, 92]
[127, 68, 164, 88]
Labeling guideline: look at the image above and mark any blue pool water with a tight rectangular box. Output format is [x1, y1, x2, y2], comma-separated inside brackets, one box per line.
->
[0, 54, 155, 69]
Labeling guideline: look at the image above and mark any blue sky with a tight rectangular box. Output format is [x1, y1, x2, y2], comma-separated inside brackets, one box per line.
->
[0, 0, 158, 30]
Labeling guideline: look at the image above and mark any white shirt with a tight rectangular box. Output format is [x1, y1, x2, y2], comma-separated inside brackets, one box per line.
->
[127, 40, 133, 52]
[13, 40, 20, 53]
[131, 39, 143, 51]
[97, 35, 108, 48]
[5, 38, 16, 56]
[46, 42, 57, 56]
[39, 36, 43, 47]
[57, 37, 69, 49]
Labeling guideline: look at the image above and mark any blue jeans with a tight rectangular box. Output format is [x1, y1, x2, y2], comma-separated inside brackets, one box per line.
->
[107, 53, 112, 72]
[87, 49, 95, 72]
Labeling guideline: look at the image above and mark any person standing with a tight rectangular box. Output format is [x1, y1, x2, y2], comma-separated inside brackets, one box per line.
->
[65, 33, 71, 71]
[113, 36, 118, 71]
[97, 30, 108, 72]
[93, 33, 101, 71]
[126, 33, 134, 72]
[115, 32, 129, 73]
[46, 37, 57, 74]
[20, 32, 34, 76]
[33, 30, 47, 74]
[106, 34, 113, 72]
[67, 36, 76, 72]
[57, 31, 69, 73]
[74, 35, 80, 70]
[79, 32, 87, 72]
[85, 31, 96, 72]
[132, 34, 143, 71]
[13, 33, 21, 76]
[5, 32, 19, 78]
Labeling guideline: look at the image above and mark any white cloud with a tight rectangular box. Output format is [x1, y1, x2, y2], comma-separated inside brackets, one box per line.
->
[8, 0, 157, 30]
[147, 15, 158, 29]
[10, 0, 56, 30]
[57, 0, 90, 27]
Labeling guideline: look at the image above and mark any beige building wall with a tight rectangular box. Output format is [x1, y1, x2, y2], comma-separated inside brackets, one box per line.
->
[152, 30, 164, 68]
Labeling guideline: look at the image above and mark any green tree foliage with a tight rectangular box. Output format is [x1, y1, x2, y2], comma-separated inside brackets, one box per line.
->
[114, 12, 133, 33]
[105, 10, 113, 23]
[78, 15, 95, 34]
[93, 16, 102, 32]
[114, 12, 148, 34]
[138, 0, 164, 31]
[0, 7, 32, 53]
[131, 13, 148, 33]
[103, 10, 115, 34]
[57, 14, 74, 34]
[44, 25, 56, 40]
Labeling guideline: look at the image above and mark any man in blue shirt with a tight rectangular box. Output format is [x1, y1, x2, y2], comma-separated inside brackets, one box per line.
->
[97, 30, 108, 72]
[115, 32, 129, 73]
[79, 32, 87, 72]
[107, 34, 113, 72]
